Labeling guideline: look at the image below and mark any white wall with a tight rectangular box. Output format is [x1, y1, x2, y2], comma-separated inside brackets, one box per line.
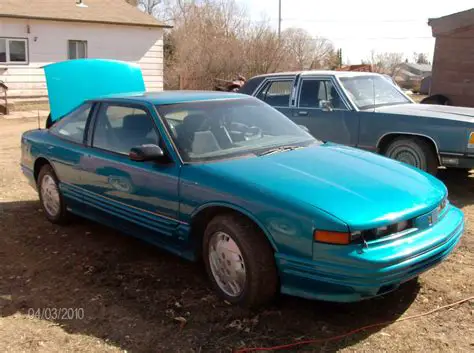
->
[0, 18, 163, 98]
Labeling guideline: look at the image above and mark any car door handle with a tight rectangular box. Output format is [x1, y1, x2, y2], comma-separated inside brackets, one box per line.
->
[296, 111, 308, 116]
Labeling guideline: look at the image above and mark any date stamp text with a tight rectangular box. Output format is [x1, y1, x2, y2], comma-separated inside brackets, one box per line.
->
[27, 307, 85, 320]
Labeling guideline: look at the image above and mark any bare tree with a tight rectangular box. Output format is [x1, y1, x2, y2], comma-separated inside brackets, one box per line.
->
[367, 50, 404, 76]
[412, 52, 430, 65]
[138, 0, 163, 16]
[242, 20, 284, 76]
[154, 0, 338, 89]
[280, 28, 336, 71]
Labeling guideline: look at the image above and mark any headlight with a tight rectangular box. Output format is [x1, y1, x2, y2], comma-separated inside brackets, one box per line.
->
[314, 219, 413, 245]
[353, 219, 414, 242]
[438, 196, 447, 213]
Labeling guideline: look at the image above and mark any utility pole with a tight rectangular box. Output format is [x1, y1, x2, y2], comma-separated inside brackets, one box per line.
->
[278, 0, 282, 40]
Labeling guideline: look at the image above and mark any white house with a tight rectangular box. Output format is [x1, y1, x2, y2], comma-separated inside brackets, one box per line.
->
[0, 0, 169, 113]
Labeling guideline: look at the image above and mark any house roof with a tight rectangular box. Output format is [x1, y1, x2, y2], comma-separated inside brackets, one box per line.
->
[0, 0, 171, 28]
[428, 8, 474, 36]
[402, 63, 432, 73]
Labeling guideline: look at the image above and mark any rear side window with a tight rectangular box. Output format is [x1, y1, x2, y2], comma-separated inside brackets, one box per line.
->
[299, 79, 347, 109]
[92, 104, 159, 155]
[49, 103, 92, 143]
[256, 80, 292, 107]
[299, 80, 324, 108]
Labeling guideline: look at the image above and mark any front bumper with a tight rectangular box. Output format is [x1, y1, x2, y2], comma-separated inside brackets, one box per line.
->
[440, 154, 474, 169]
[276, 205, 464, 302]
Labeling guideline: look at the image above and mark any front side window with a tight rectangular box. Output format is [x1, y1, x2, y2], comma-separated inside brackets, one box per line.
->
[68, 40, 87, 59]
[298, 79, 346, 109]
[339, 75, 411, 109]
[50, 103, 92, 143]
[256, 80, 293, 107]
[92, 104, 159, 155]
[157, 98, 316, 162]
[0, 38, 28, 64]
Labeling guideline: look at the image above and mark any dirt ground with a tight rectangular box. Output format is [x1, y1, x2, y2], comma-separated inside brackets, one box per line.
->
[0, 118, 473, 353]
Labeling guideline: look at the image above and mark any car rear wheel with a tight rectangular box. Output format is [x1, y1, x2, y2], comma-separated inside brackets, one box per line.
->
[37, 164, 69, 224]
[384, 137, 438, 175]
[203, 213, 278, 308]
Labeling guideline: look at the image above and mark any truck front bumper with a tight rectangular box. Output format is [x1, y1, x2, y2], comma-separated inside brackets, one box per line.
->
[440, 154, 474, 169]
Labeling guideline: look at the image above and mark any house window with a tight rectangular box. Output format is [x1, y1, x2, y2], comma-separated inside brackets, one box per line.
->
[0, 38, 28, 64]
[68, 40, 87, 59]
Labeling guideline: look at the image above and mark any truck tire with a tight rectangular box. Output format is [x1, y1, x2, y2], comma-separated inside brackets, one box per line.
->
[420, 94, 450, 105]
[384, 137, 438, 175]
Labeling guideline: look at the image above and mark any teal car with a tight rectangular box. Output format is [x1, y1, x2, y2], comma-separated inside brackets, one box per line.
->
[21, 60, 464, 307]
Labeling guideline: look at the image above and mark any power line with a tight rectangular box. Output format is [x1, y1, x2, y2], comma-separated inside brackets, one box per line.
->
[282, 18, 428, 23]
[330, 36, 433, 40]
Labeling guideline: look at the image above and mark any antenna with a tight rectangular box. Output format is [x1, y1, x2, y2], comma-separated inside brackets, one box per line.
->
[372, 77, 376, 112]
[37, 110, 41, 130]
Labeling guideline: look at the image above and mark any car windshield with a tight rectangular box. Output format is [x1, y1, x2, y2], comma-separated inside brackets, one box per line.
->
[157, 98, 317, 162]
[339, 75, 412, 110]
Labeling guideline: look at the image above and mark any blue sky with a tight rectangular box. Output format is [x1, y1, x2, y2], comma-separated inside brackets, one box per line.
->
[237, 0, 473, 63]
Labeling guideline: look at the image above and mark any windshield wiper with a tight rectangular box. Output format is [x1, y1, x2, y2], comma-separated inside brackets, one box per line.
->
[257, 145, 303, 156]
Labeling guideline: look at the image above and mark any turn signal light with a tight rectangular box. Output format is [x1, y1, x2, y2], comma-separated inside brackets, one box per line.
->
[314, 230, 350, 245]
[469, 132, 474, 148]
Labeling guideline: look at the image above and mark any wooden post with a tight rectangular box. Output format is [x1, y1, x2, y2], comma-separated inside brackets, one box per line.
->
[0, 81, 8, 115]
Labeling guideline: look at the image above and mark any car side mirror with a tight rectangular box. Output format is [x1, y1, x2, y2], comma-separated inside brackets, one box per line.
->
[129, 144, 165, 162]
[319, 100, 333, 112]
[298, 124, 310, 133]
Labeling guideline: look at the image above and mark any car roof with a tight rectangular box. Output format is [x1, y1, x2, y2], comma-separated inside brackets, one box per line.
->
[249, 70, 382, 79]
[95, 90, 247, 105]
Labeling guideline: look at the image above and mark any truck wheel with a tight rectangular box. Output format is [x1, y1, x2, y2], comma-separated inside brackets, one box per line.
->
[384, 137, 438, 175]
[37, 164, 69, 224]
[203, 213, 278, 308]
[420, 94, 450, 105]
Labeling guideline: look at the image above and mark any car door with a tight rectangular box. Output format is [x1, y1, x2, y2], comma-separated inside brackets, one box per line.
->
[79, 101, 182, 241]
[47, 102, 95, 209]
[254, 78, 294, 117]
[292, 76, 359, 146]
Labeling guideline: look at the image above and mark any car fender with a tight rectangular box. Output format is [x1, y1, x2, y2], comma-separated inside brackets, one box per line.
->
[376, 132, 442, 164]
[190, 201, 279, 252]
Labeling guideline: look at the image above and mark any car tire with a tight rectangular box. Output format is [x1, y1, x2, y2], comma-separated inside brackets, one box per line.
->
[37, 164, 69, 224]
[384, 137, 438, 175]
[203, 213, 278, 308]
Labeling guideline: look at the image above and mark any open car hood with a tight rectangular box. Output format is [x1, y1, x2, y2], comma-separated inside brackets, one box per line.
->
[43, 59, 146, 122]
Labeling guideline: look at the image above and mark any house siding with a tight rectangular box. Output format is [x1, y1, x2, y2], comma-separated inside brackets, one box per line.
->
[430, 26, 474, 107]
[0, 18, 163, 98]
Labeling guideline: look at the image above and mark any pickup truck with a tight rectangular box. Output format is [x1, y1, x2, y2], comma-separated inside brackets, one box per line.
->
[239, 71, 474, 175]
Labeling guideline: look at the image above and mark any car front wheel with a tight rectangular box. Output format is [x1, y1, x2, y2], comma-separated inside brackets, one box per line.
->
[37, 164, 69, 224]
[384, 137, 438, 175]
[203, 213, 278, 308]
